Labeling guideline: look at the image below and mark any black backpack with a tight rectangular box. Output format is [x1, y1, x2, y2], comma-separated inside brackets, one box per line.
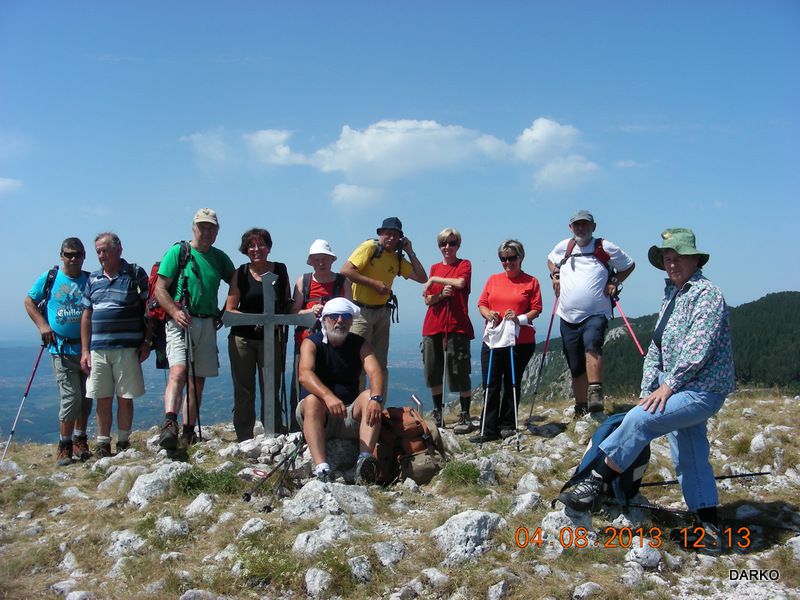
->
[296, 272, 346, 335]
[37, 265, 90, 316]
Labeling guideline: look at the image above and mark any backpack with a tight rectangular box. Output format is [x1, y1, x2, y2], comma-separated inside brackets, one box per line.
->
[36, 266, 61, 316]
[373, 406, 447, 485]
[145, 241, 192, 369]
[556, 412, 650, 506]
[558, 237, 611, 271]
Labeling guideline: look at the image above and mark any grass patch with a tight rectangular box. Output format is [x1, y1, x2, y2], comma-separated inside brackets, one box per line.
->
[440, 460, 480, 486]
[238, 534, 304, 588]
[174, 465, 246, 496]
[317, 547, 357, 597]
[0, 476, 58, 509]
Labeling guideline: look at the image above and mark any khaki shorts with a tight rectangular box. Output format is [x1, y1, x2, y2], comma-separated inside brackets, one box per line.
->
[86, 348, 145, 399]
[52, 354, 91, 422]
[166, 317, 219, 377]
[422, 332, 472, 392]
[295, 397, 359, 440]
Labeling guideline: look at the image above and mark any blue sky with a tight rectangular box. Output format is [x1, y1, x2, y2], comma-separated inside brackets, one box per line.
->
[1, 1, 798, 345]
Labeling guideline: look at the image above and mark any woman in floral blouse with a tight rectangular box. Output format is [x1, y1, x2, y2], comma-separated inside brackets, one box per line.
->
[559, 228, 734, 550]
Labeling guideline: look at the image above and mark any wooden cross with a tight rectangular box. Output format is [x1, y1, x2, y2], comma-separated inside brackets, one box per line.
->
[222, 272, 315, 433]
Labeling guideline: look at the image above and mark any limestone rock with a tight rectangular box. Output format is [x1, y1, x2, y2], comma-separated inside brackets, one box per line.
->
[156, 515, 189, 538]
[282, 479, 375, 522]
[372, 540, 406, 567]
[184, 493, 215, 519]
[292, 514, 353, 556]
[304, 567, 333, 599]
[572, 581, 603, 599]
[348, 555, 372, 583]
[430, 509, 507, 565]
[127, 461, 192, 508]
[106, 530, 146, 558]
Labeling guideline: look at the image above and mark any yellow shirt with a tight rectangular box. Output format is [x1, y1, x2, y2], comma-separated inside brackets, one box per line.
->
[347, 240, 413, 305]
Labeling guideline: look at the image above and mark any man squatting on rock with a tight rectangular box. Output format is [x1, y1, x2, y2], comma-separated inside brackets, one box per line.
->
[24, 238, 93, 465]
[547, 210, 635, 416]
[340, 217, 427, 400]
[156, 208, 235, 450]
[296, 298, 383, 485]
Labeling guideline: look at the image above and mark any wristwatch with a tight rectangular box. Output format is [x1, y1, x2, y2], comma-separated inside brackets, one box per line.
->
[369, 394, 384, 405]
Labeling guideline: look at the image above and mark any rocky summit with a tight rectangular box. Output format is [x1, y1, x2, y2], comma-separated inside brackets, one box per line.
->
[1, 392, 799, 600]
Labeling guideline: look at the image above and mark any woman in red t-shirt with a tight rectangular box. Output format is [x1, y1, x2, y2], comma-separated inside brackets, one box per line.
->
[474, 239, 542, 443]
[287, 240, 352, 430]
[421, 228, 475, 433]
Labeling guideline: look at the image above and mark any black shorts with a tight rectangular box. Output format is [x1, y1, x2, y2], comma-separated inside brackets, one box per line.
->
[560, 315, 608, 378]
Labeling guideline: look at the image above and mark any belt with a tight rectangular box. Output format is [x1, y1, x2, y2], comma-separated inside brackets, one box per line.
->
[353, 301, 388, 309]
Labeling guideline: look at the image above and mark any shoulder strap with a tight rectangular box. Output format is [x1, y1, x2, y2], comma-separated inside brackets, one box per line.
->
[557, 238, 612, 270]
[332, 273, 345, 298]
[177, 240, 191, 269]
[37, 265, 61, 315]
[301, 273, 312, 305]
[593, 238, 611, 267]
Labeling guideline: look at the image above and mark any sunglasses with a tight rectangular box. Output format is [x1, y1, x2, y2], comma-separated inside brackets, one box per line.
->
[439, 240, 458, 248]
[324, 313, 353, 322]
[62, 251, 84, 259]
[499, 255, 519, 263]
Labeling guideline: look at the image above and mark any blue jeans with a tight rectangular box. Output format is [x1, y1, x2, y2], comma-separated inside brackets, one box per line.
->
[598, 376, 726, 511]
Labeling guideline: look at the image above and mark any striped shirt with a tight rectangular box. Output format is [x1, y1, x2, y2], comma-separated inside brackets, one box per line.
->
[82, 259, 149, 350]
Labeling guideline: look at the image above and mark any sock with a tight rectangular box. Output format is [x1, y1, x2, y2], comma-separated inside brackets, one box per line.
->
[96, 435, 112, 445]
[314, 462, 331, 475]
[73, 429, 85, 438]
[166, 412, 178, 421]
[588, 382, 602, 387]
[432, 393, 443, 411]
[459, 396, 471, 413]
[592, 459, 618, 482]
[117, 429, 130, 443]
[697, 506, 719, 526]
[60, 434, 72, 442]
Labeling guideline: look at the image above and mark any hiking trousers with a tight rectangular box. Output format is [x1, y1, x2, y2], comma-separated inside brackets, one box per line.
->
[350, 305, 390, 399]
[599, 375, 726, 511]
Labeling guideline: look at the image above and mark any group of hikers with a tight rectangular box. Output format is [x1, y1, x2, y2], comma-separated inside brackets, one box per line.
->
[24, 207, 735, 549]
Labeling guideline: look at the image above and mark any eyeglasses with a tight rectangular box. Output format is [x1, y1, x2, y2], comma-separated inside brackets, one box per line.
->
[62, 252, 84, 259]
[439, 241, 458, 248]
[499, 255, 519, 263]
[324, 313, 353, 322]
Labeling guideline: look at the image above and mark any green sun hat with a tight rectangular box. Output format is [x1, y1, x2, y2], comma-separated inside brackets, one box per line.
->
[648, 228, 710, 270]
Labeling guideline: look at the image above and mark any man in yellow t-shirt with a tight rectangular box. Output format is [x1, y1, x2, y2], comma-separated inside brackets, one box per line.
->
[341, 217, 427, 397]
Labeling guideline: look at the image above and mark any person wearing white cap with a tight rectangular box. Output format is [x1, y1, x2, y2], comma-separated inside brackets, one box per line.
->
[155, 208, 235, 451]
[546, 210, 635, 418]
[288, 239, 352, 430]
[296, 297, 383, 485]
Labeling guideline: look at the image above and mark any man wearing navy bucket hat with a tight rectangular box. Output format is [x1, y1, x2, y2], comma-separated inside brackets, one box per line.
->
[341, 217, 427, 399]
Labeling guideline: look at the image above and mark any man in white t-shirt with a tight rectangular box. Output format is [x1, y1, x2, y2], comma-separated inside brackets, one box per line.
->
[546, 211, 635, 416]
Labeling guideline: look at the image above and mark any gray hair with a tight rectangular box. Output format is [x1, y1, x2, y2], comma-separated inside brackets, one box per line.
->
[436, 227, 462, 246]
[498, 239, 525, 260]
[95, 232, 121, 248]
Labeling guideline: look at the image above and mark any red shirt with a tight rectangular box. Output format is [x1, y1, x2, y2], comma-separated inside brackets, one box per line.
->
[478, 271, 542, 345]
[293, 276, 346, 345]
[422, 259, 474, 338]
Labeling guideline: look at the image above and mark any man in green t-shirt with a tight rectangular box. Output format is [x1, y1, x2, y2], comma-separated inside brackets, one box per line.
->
[154, 208, 235, 450]
[341, 217, 426, 398]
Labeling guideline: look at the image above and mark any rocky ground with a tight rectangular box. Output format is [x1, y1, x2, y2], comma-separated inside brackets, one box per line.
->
[1, 391, 799, 600]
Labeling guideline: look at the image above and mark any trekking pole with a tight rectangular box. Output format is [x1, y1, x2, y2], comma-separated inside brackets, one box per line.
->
[185, 320, 202, 442]
[612, 296, 645, 357]
[509, 343, 520, 453]
[478, 346, 493, 449]
[242, 436, 306, 502]
[639, 471, 771, 489]
[440, 300, 449, 429]
[526, 297, 558, 424]
[1, 345, 46, 463]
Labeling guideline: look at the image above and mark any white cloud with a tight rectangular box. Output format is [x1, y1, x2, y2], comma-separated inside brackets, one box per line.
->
[331, 184, 383, 208]
[0, 177, 23, 195]
[534, 155, 599, 190]
[513, 118, 580, 163]
[243, 130, 307, 166]
[179, 128, 230, 163]
[615, 159, 645, 169]
[309, 119, 503, 181]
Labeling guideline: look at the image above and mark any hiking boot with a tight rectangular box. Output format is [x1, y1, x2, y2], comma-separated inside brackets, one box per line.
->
[500, 428, 517, 439]
[573, 403, 589, 419]
[93, 441, 112, 458]
[587, 384, 604, 414]
[430, 408, 443, 428]
[557, 474, 603, 512]
[469, 432, 500, 444]
[56, 440, 73, 466]
[355, 454, 379, 486]
[116, 440, 131, 453]
[72, 435, 92, 461]
[670, 521, 724, 555]
[158, 419, 180, 451]
[316, 469, 333, 484]
[181, 425, 198, 447]
[452, 411, 474, 435]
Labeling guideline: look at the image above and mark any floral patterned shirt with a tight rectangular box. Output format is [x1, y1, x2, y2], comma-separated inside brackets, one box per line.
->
[640, 270, 735, 397]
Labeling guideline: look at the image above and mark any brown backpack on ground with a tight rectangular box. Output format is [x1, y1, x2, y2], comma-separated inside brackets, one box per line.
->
[373, 406, 446, 485]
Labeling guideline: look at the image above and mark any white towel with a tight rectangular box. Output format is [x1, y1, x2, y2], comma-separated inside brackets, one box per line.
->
[482, 319, 519, 349]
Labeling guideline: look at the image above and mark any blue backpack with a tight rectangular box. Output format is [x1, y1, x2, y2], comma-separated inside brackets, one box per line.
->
[557, 413, 651, 506]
